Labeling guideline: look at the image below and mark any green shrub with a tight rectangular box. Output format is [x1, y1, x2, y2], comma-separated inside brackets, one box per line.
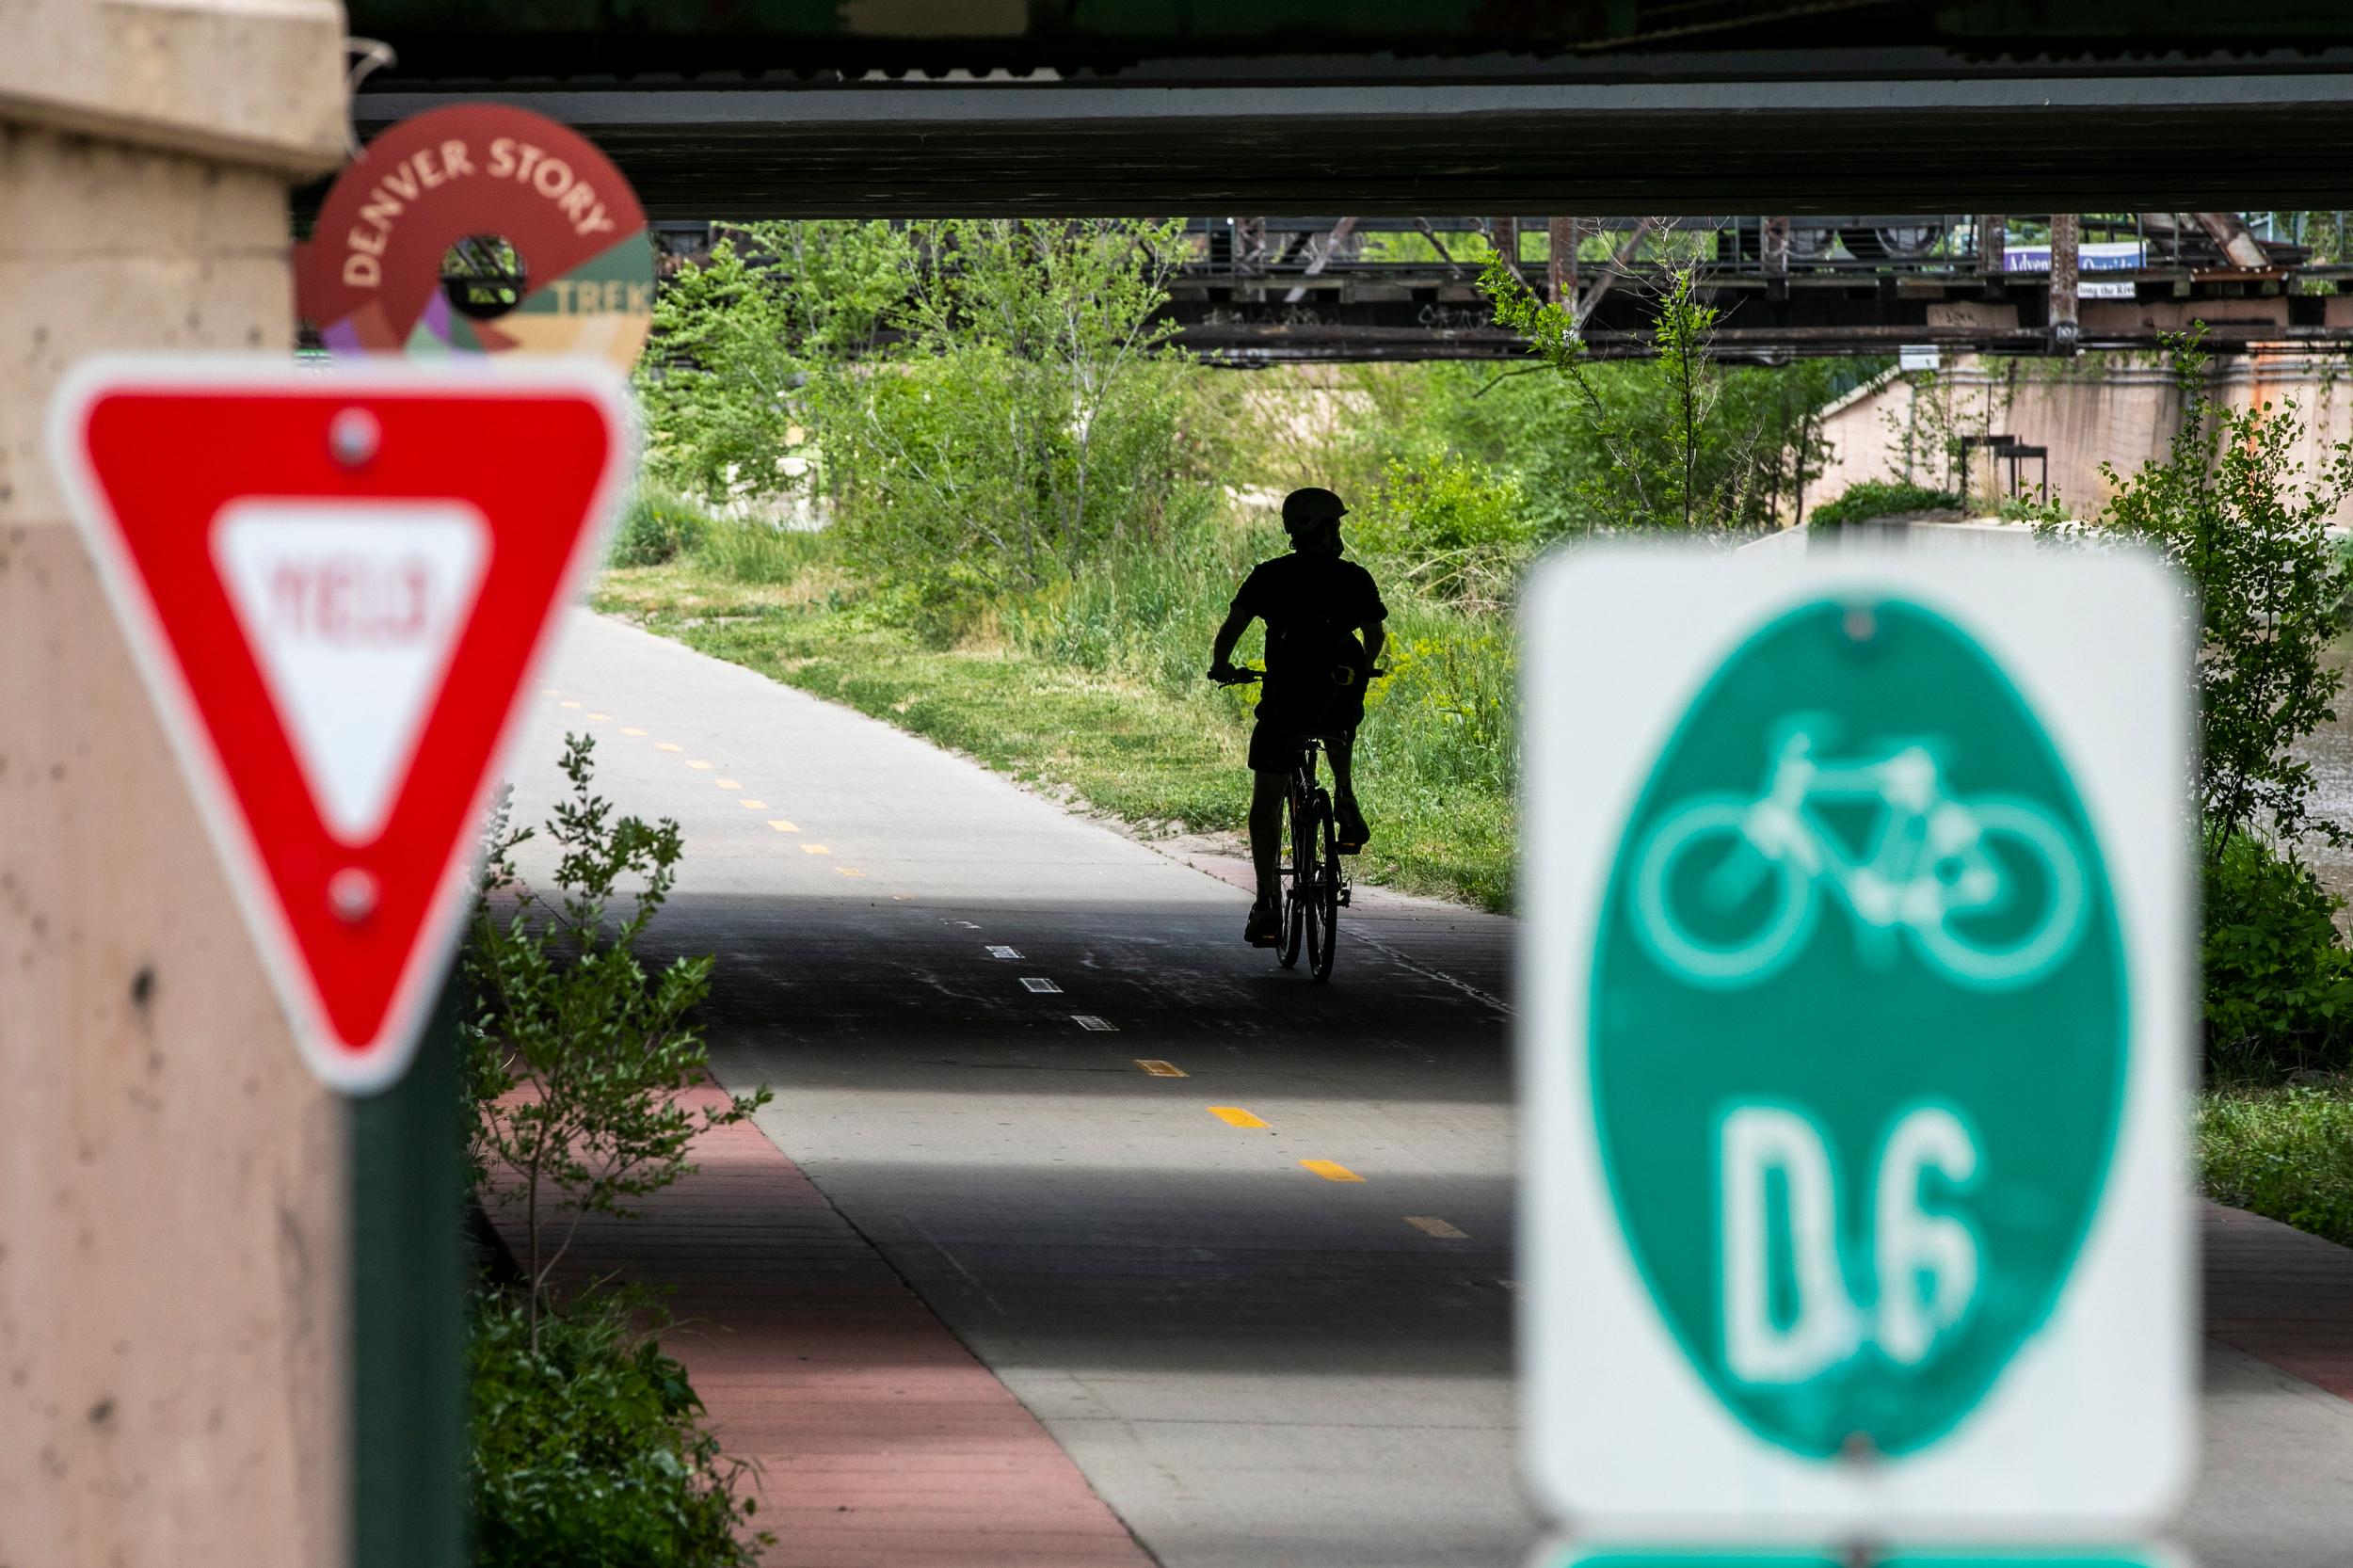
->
[469, 1288, 767, 1568]
[2202, 831, 2353, 1076]
[1352, 454, 1531, 554]
[612, 488, 714, 568]
[2198, 1080, 2353, 1247]
[1347, 454, 1532, 607]
[467, 737, 768, 1337]
[1806, 479, 1961, 532]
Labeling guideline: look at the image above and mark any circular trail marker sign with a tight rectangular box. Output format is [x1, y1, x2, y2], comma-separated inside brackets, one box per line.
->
[1517, 544, 2194, 1545]
[296, 104, 652, 370]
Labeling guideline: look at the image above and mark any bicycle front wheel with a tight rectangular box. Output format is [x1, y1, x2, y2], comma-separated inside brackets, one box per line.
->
[1278, 785, 1308, 968]
[1305, 792, 1339, 983]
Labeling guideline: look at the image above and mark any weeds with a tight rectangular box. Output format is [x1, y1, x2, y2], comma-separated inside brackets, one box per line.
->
[2198, 1080, 2353, 1248]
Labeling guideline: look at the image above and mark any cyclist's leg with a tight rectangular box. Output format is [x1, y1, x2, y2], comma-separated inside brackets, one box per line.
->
[1328, 729, 1370, 848]
[1248, 768, 1288, 909]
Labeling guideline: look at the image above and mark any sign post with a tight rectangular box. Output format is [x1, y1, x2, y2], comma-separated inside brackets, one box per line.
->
[1519, 545, 2193, 1562]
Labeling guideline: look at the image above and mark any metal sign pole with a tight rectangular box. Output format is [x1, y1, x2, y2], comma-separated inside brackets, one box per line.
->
[351, 979, 466, 1568]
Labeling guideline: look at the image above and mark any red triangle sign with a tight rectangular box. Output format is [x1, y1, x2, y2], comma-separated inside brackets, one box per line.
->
[48, 358, 631, 1092]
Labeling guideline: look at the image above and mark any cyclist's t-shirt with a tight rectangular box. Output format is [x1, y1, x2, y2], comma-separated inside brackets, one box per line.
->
[1229, 551, 1387, 680]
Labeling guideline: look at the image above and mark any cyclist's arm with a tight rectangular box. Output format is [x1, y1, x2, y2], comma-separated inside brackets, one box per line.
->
[1361, 618, 1387, 667]
[1209, 605, 1253, 679]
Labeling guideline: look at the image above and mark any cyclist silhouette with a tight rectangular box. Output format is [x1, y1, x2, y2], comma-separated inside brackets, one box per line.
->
[1209, 487, 1387, 947]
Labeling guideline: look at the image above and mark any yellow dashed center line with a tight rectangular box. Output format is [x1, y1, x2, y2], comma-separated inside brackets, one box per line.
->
[802, 843, 831, 855]
[623, 728, 648, 737]
[741, 799, 767, 809]
[587, 712, 612, 721]
[1403, 1215, 1467, 1240]
[1209, 1106, 1269, 1128]
[1135, 1060, 1186, 1078]
[715, 778, 742, 790]
[685, 759, 713, 770]
[1301, 1160, 1364, 1183]
[558, 700, 583, 710]
[656, 743, 682, 752]
[767, 820, 800, 833]
[837, 866, 867, 877]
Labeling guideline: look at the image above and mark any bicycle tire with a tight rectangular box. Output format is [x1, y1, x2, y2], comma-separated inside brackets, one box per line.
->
[1306, 792, 1339, 983]
[1277, 782, 1307, 968]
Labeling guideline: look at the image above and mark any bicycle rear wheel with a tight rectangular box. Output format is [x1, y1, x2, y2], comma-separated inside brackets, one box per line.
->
[1277, 785, 1307, 968]
[1304, 792, 1339, 983]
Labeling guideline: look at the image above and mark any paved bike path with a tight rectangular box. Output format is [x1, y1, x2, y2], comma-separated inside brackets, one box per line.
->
[507, 610, 2353, 1568]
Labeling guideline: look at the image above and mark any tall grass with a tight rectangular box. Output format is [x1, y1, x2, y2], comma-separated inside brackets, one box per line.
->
[696, 518, 832, 585]
[2198, 1080, 2353, 1247]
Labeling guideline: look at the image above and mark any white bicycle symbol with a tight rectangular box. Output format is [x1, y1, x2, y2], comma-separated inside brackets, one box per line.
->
[1629, 718, 2089, 990]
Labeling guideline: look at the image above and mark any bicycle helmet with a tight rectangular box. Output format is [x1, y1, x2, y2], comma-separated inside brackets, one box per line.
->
[1281, 486, 1349, 535]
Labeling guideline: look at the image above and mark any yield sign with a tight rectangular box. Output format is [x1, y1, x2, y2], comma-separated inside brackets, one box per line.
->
[49, 358, 631, 1091]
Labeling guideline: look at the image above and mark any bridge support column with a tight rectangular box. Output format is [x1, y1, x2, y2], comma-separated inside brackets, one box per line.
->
[0, 6, 350, 1564]
[1547, 216, 1579, 306]
[1977, 213, 2008, 294]
[2050, 212, 2082, 352]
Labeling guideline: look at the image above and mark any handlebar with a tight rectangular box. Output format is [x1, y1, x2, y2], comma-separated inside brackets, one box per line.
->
[1207, 665, 1389, 687]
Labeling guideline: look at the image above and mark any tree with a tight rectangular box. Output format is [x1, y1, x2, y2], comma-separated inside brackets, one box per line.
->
[1480, 261, 1830, 535]
[465, 736, 771, 1348]
[834, 217, 1193, 623]
[636, 221, 911, 504]
[639, 217, 1196, 635]
[2068, 328, 2353, 865]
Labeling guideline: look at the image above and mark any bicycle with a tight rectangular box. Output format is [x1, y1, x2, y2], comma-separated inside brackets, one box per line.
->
[1629, 716, 2089, 991]
[1209, 664, 1383, 983]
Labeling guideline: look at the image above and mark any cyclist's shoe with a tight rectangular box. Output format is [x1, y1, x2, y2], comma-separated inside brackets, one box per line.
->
[1336, 804, 1371, 855]
[1244, 898, 1284, 947]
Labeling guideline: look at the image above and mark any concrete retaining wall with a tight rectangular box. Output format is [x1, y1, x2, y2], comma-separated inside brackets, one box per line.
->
[1811, 353, 2353, 525]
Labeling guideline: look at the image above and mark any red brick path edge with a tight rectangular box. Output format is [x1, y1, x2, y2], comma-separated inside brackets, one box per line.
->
[2201, 1201, 2353, 1402]
[483, 1085, 1154, 1568]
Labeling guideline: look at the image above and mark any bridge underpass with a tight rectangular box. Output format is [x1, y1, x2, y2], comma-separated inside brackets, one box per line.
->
[341, 10, 2353, 1562]
[334, 2, 2353, 217]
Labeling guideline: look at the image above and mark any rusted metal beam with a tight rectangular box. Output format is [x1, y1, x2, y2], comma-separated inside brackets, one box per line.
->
[1492, 215, 1522, 288]
[2049, 212, 2081, 351]
[2190, 210, 2274, 270]
[1282, 216, 1357, 303]
[1976, 213, 2007, 285]
[1547, 216, 1579, 305]
[1171, 315, 2353, 363]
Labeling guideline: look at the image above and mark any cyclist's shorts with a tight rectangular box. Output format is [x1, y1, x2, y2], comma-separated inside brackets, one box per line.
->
[1248, 680, 1362, 772]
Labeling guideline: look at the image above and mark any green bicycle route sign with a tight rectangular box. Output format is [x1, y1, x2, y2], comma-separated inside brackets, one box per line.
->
[1520, 547, 2192, 1544]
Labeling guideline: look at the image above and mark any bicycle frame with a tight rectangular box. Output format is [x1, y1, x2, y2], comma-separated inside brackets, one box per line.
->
[1732, 729, 1986, 956]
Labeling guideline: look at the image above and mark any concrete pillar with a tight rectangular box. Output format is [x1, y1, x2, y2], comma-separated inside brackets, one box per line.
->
[0, 5, 351, 1564]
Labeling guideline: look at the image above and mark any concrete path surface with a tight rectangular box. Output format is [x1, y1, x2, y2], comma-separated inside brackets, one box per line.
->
[506, 610, 2353, 1568]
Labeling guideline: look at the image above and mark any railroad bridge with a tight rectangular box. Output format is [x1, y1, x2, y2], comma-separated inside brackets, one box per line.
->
[642, 213, 2353, 362]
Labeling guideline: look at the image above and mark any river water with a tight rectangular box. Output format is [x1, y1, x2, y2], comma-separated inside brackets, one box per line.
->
[2293, 640, 2353, 905]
